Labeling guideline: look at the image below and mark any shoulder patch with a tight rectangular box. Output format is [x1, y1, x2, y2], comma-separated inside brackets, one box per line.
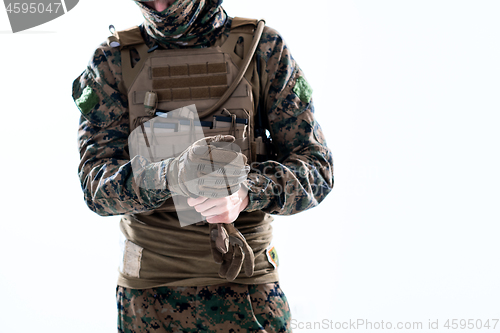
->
[266, 244, 279, 269]
[75, 86, 99, 115]
[293, 76, 313, 104]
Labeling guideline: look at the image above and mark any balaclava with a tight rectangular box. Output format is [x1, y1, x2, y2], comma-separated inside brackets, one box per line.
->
[135, 0, 228, 49]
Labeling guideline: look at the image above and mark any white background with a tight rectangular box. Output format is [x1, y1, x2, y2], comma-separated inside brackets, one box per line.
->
[1, 0, 499, 332]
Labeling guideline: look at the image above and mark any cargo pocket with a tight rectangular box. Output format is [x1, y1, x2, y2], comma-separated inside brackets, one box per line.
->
[248, 283, 293, 333]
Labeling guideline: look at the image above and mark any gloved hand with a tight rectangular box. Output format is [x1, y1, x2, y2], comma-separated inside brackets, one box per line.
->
[167, 135, 250, 198]
[209, 223, 255, 281]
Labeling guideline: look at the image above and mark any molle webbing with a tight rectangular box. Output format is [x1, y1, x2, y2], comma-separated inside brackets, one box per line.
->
[114, 18, 264, 98]
[153, 86, 226, 102]
[152, 74, 227, 90]
[117, 17, 268, 166]
[123, 18, 262, 149]
[150, 63, 228, 101]
[151, 63, 227, 77]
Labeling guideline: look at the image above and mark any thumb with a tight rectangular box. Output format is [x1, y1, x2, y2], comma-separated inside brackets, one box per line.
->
[206, 135, 235, 144]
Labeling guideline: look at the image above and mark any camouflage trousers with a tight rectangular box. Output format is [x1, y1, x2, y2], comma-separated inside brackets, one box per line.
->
[116, 282, 292, 333]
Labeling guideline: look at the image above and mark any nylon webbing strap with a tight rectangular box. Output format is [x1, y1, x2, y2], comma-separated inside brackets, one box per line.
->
[231, 17, 260, 30]
[122, 43, 150, 93]
[116, 26, 144, 47]
[151, 62, 229, 101]
[197, 19, 265, 119]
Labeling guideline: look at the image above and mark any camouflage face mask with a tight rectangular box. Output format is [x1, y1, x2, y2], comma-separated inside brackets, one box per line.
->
[135, 0, 227, 49]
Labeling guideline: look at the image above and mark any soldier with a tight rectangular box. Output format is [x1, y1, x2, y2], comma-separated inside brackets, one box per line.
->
[73, 0, 334, 332]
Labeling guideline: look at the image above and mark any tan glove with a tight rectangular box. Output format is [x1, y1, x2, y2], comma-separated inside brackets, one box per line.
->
[209, 223, 255, 281]
[167, 135, 250, 198]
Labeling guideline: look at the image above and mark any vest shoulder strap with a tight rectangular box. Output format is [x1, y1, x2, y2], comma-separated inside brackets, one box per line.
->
[107, 25, 144, 49]
[231, 17, 259, 31]
[107, 25, 149, 92]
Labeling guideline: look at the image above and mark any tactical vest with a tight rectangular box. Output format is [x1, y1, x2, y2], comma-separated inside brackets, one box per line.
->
[109, 19, 279, 288]
[109, 18, 268, 165]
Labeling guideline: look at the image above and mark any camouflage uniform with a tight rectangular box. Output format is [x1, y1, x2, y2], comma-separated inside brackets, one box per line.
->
[73, 1, 333, 332]
[117, 282, 290, 333]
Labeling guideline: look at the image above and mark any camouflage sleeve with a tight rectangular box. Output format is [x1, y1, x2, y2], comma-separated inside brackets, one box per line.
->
[244, 27, 334, 215]
[73, 43, 172, 216]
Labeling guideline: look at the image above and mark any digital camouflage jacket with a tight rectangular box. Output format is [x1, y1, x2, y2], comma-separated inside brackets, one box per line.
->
[73, 15, 333, 219]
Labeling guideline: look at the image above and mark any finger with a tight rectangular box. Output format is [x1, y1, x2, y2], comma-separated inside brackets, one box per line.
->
[191, 144, 238, 162]
[198, 196, 240, 218]
[221, 225, 254, 277]
[208, 135, 235, 143]
[211, 245, 223, 264]
[183, 182, 233, 199]
[187, 196, 208, 207]
[198, 150, 247, 163]
[232, 232, 254, 277]
[194, 192, 239, 213]
[195, 174, 242, 188]
[225, 246, 244, 281]
[191, 136, 235, 154]
[194, 146, 246, 164]
[219, 249, 234, 279]
[192, 135, 234, 146]
[196, 182, 245, 196]
[209, 141, 241, 150]
[206, 214, 236, 224]
[192, 196, 229, 213]
[195, 189, 234, 199]
[198, 183, 244, 197]
[196, 173, 248, 186]
[204, 149, 242, 163]
[192, 145, 210, 156]
[209, 225, 224, 264]
[215, 224, 229, 254]
[196, 163, 249, 176]
[242, 243, 255, 277]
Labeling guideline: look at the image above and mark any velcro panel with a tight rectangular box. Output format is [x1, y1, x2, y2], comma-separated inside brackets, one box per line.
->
[190, 64, 208, 75]
[152, 67, 170, 77]
[170, 65, 189, 76]
[157, 90, 172, 101]
[153, 75, 227, 89]
[191, 87, 210, 99]
[208, 63, 227, 74]
[154, 86, 227, 102]
[172, 88, 191, 100]
[151, 63, 227, 78]
[210, 86, 227, 98]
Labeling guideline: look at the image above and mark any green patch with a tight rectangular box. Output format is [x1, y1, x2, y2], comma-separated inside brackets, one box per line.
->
[293, 76, 313, 104]
[75, 86, 99, 115]
[266, 245, 279, 268]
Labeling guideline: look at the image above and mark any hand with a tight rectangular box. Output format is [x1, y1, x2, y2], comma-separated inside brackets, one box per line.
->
[167, 135, 250, 198]
[187, 187, 249, 223]
[188, 188, 253, 281]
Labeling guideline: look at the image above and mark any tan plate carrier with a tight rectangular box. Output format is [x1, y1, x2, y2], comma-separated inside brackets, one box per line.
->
[111, 20, 278, 285]
[109, 18, 267, 165]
